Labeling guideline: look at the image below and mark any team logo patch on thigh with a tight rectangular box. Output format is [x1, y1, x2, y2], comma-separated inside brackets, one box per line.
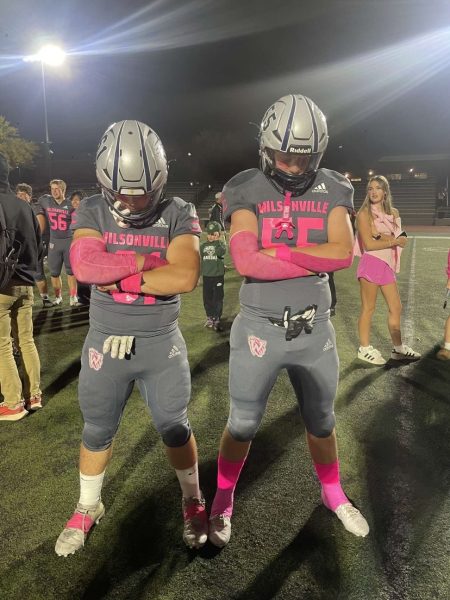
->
[89, 347, 104, 371]
[248, 335, 267, 358]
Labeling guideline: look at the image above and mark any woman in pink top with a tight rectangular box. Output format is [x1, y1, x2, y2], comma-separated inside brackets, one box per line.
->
[355, 175, 421, 365]
[436, 249, 450, 360]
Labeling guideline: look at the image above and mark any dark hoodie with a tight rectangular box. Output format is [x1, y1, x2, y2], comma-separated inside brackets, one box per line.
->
[0, 153, 43, 286]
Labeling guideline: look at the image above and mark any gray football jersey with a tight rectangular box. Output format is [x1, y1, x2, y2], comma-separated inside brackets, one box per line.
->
[223, 168, 354, 320]
[72, 194, 201, 336]
[38, 194, 74, 240]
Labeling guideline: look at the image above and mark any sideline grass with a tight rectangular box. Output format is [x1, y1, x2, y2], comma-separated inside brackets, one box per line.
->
[0, 235, 449, 599]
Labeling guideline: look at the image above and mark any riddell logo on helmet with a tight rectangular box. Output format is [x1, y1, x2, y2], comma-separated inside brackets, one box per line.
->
[288, 146, 312, 154]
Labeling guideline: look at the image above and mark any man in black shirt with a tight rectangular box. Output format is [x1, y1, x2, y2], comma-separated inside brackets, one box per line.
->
[0, 153, 44, 421]
[209, 191, 225, 231]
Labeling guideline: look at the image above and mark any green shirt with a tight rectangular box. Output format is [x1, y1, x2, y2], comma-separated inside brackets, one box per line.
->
[200, 238, 227, 277]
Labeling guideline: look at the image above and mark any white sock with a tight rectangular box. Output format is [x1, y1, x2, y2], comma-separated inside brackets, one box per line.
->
[79, 471, 105, 507]
[359, 345, 371, 351]
[444, 342, 450, 351]
[40, 294, 49, 299]
[394, 344, 404, 353]
[175, 463, 201, 499]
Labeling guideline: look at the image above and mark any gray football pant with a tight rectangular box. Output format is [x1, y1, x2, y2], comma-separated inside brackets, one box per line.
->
[79, 326, 192, 450]
[228, 313, 339, 440]
[48, 237, 73, 277]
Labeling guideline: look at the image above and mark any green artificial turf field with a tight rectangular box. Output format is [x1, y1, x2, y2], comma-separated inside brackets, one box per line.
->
[0, 234, 449, 600]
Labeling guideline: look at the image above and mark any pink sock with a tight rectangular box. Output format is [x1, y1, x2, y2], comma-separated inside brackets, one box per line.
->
[314, 460, 348, 511]
[69, 287, 77, 297]
[211, 454, 247, 518]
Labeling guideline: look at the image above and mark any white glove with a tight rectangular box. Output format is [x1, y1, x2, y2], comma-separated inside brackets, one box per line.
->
[103, 335, 135, 359]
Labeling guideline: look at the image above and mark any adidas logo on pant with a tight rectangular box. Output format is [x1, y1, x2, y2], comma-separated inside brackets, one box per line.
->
[323, 338, 334, 351]
[168, 345, 181, 359]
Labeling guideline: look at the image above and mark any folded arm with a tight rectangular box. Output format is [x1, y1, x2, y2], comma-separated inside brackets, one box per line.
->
[262, 206, 355, 272]
[229, 209, 311, 280]
[70, 228, 167, 285]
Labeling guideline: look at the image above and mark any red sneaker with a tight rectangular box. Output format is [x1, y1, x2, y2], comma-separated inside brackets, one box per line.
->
[25, 394, 43, 411]
[0, 401, 28, 421]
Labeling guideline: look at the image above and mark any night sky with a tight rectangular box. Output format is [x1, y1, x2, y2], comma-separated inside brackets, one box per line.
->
[1, 0, 450, 179]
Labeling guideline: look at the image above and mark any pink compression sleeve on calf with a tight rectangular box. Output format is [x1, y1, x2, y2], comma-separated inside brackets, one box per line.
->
[143, 254, 168, 270]
[230, 231, 310, 280]
[70, 237, 140, 284]
[280, 248, 353, 273]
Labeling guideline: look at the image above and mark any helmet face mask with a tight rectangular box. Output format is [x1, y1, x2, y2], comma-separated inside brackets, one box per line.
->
[96, 120, 168, 227]
[259, 95, 329, 196]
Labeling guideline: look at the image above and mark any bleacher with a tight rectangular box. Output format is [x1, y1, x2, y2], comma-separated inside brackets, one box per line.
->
[72, 177, 445, 227]
[352, 177, 438, 226]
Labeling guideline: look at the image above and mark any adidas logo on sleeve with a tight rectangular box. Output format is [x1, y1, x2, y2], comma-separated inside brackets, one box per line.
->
[311, 182, 328, 193]
[153, 217, 169, 228]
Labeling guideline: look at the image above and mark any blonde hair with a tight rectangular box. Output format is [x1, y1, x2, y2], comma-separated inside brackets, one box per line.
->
[50, 179, 66, 193]
[358, 175, 395, 223]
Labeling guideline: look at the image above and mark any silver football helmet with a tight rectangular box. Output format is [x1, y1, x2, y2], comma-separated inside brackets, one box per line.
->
[259, 94, 328, 196]
[96, 120, 168, 227]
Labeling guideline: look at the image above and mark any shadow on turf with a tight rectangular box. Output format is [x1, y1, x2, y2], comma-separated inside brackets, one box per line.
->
[33, 305, 89, 336]
[43, 358, 81, 397]
[75, 407, 305, 598]
[363, 348, 450, 596]
[231, 506, 341, 600]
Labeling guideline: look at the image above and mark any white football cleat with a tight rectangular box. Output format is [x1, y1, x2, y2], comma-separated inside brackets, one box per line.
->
[208, 514, 232, 547]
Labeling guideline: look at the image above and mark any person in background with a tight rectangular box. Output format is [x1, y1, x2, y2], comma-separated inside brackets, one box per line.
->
[209, 191, 225, 231]
[70, 190, 85, 211]
[200, 220, 226, 330]
[15, 183, 53, 308]
[436, 249, 450, 360]
[355, 176, 421, 365]
[55, 120, 207, 557]
[208, 94, 369, 548]
[38, 179, 80, 306]
[0, 154, 43, 421]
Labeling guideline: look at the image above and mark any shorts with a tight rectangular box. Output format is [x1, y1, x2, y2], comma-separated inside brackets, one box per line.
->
[357, 253, 396, 286]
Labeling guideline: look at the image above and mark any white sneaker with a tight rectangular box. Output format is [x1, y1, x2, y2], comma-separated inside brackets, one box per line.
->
[208, 514, 232, 547]
[69, 296, 81, 307]
[334, 503, 370, 537]
[52, 297, 63, 306]
[390, 345, 421, 361]
[357, 345, 386, 365]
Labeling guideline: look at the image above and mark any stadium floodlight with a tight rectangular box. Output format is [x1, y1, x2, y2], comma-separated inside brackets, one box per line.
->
[23, 45, 66, 178]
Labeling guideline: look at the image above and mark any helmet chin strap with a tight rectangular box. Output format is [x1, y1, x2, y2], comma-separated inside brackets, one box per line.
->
[109, 201, 131, 229]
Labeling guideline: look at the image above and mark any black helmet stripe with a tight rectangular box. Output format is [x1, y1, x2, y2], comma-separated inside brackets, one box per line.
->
[280, 95, 297, 152]
[112, 121, 126, 191]
[304, 96, 318, 153]
[137, 121, 153, 192]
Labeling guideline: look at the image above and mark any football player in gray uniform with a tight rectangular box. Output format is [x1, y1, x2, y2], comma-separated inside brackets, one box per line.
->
[208, 95, 369, 547]
[55, 120, 207, 556]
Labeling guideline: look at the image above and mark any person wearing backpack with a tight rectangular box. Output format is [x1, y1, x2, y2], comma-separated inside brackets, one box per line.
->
[0, 152, 44, 421]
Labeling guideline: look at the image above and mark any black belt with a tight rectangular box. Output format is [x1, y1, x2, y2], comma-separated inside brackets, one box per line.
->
[269, 304, 317, 341]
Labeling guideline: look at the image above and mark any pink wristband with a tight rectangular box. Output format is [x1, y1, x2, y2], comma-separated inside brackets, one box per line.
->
[275, 245, 292, 261]
[119, 273, 143, 294]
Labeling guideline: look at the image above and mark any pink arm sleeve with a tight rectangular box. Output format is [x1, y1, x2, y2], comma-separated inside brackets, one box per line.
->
[230, 231, 310, 280]
[277, 247, 353, 273]
[70, 237, 140, 284]
[143, 254, 168, 270]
